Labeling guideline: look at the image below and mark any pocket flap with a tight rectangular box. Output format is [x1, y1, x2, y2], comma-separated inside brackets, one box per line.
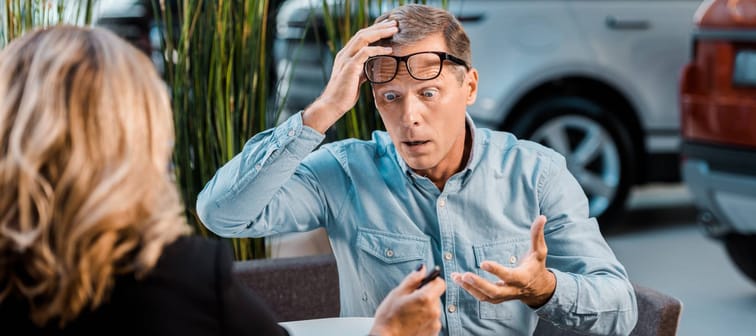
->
[356, 228, 429, 264]
[473, 239, 530, 267]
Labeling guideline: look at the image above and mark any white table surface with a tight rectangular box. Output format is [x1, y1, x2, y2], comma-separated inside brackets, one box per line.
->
[280, 317, 375, 336]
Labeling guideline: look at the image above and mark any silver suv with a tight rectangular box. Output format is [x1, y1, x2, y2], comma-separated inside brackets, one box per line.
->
[274, 0, 703, 224]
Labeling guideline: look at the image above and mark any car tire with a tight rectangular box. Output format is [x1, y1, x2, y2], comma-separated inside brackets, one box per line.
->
[510, 96, 636, 227]
[724, 233, 756, 283]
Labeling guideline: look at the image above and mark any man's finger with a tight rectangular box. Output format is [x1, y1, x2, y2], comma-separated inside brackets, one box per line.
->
[343, 21, 398, 56]
[480, 261, 514, 281]
[451, 273, 489, 301]
[461, 269, 522, 300]
[417, 276, 446, 298]
[332, 45, 393, 83]
[530, 215, 548, 256]
[352, 46, 394, 65]
[481, 261, 530, 288]
[453, 272, 519, 303]
[460, 272, 504, 298]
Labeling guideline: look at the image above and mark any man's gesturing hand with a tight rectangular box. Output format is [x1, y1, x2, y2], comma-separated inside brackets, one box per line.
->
[302, 20, 398, 134]
[451, 215, 556, 308]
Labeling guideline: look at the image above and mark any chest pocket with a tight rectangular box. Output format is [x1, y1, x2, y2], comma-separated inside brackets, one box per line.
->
[473, 239, 531, 320]
[355, 228, 431, 308]
[356, 228, 429, 264]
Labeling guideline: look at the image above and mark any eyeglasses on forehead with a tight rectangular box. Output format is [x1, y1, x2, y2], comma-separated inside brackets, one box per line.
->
[364, 51, 469, 84]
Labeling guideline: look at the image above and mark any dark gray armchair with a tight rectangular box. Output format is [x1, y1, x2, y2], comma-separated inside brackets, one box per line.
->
[233, 254, 682, 335]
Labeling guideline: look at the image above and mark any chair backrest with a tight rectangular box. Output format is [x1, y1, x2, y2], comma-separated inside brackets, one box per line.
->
[631, 284, 683, 336]
[232, 254, 340, 322]
[532, 283, 683, 336]
[232, 254, 683, 335]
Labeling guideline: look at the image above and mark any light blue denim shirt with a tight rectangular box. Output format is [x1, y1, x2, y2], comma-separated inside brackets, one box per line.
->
[197, 112, 637, 336]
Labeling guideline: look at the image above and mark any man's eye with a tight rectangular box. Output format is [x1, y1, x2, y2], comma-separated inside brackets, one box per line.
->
[383, 92, 398, 101]
[422, 89, 438, 98]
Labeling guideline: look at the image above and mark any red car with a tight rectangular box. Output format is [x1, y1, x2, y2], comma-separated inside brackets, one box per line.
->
[680, 0, 756, 283]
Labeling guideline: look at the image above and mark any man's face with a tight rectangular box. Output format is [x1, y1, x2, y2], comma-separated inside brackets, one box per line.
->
[371, 33, 478, 176]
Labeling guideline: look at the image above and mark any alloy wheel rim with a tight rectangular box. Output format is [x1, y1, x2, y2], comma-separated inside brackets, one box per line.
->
[531, 115, 621, 218]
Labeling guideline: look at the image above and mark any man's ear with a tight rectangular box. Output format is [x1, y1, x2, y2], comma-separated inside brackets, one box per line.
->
[466, 68, 479, 106]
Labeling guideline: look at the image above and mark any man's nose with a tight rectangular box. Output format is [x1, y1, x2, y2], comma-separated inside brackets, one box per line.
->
[399, 95, 422, 127]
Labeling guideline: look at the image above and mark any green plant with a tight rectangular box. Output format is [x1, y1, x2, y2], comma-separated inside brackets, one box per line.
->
[1, 0, 96, 48]
[155, 0, 276, 260]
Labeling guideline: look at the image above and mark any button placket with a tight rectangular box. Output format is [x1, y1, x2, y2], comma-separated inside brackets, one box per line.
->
[437, 194, 460, 327]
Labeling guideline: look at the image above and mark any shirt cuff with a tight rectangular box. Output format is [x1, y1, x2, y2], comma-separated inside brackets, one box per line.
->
[534, 269, 577, 321]
[273, 111, 325, 159]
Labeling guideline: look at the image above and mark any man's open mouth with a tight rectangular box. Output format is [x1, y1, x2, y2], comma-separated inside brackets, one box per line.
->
[404, 140, 430, 146]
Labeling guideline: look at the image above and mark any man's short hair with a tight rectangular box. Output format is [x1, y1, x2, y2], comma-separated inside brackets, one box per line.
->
[373, 4, 472, 67]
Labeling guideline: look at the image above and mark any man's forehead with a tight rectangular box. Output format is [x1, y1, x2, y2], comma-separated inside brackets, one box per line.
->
[371, 73, 448, 90]
[389, 33, 448, 56]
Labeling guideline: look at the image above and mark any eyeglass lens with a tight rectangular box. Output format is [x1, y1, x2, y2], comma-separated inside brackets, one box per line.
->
[366, 52, 443, 83]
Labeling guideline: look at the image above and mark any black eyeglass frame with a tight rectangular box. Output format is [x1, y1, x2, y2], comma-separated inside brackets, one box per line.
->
[363, 51, 470, 84]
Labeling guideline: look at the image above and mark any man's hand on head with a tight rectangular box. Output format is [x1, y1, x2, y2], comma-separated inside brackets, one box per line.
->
[451, 215, 557, 308]
[302, 20, 398, 134]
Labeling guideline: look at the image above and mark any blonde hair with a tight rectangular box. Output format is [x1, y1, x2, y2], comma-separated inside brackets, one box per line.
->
[374, 4, 472, 65]
[0, 26, 189, 327]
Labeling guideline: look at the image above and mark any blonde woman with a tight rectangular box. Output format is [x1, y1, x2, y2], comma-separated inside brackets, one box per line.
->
[0, 26, 444, 336]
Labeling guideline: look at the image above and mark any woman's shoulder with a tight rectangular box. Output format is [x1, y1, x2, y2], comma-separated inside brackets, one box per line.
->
[95, 236, 236, 331]
[159, 235, 229, 264]
[151, 235, 233, 283]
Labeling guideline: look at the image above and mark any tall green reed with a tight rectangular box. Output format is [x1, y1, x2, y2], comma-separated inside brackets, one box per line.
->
[1, 0, 96, 48]
[155, 0, 274, 260]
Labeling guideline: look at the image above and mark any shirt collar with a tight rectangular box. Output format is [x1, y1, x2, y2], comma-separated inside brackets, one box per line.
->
[394, 113, 485, 182]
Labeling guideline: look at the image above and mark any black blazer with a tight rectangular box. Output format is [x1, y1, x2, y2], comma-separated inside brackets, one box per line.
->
[1, 236, 289, 336]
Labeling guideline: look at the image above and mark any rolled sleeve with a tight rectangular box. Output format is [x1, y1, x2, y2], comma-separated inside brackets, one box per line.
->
[270, 112, 325, 159]
[535, 269, 578, 319]
[196, 112, 326, 237]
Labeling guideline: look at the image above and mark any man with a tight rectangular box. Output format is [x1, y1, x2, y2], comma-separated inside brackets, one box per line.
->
[197, 4, 637, 335]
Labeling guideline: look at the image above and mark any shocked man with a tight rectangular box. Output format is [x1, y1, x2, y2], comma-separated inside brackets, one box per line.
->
[197, 4, 637, 335]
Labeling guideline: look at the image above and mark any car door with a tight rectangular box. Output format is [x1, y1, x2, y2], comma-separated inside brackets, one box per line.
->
[567, 0, 701, 153]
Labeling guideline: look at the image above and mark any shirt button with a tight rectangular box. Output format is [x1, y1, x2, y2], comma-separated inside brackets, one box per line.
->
[287, 129, 296, 136]
[509, 255, 518, 264]
[255, 163, 262, 170]
[447, 304, 457, 313]
[438, 198, 446, 207]
[385, 249, 394, 258]
[444, 252, 453, 260]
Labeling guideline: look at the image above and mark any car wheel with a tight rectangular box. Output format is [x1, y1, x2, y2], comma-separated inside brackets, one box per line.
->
[724, 233, 756, 283]
[510, 96, 636, 226]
